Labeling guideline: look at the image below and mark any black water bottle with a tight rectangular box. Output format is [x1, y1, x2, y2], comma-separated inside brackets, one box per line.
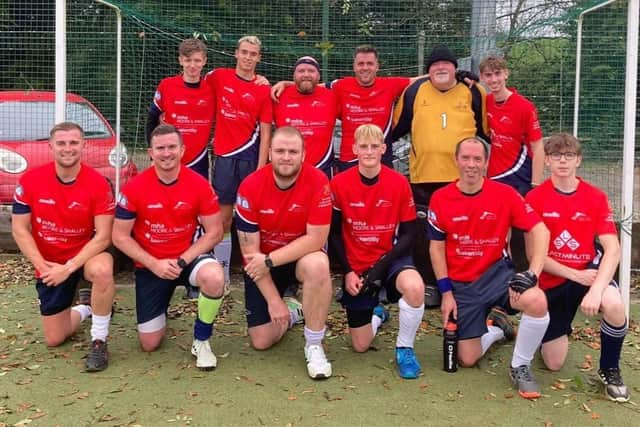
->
[443, 320, 458, 373]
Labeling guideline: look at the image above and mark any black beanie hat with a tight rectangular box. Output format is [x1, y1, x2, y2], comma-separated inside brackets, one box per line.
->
[426, 45, 458, 71]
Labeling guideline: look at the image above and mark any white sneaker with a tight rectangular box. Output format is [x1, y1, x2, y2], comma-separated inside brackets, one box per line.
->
[304, 344, 332, 379]
[191, 339, 217, 371]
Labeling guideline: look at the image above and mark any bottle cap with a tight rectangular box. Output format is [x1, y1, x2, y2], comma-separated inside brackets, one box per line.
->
[445, 321, 457, 331]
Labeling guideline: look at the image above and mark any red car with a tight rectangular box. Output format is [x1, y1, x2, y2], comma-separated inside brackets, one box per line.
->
[0, 91, 138, 205]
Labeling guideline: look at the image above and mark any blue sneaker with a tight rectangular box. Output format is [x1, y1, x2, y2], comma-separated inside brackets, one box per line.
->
[373, 304, 389, 323]
[395, 347, 421, 379]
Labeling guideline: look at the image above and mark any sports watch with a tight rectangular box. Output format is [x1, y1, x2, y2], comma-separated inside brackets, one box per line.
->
[177, 257, 188, 269]
[264, 254, 274, 269]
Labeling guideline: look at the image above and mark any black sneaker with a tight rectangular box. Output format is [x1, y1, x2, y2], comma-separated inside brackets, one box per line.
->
[598, 368, 630, 402]
[85, 340, 109, 372]
[487, 306, 516, 341]
[509, 365, 540, 399]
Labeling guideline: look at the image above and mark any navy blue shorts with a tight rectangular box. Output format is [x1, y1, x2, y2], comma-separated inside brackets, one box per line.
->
[212, 156, 257, 205]
[341, 256, 415, 324]
[186, 153, 210, 181]
[244, 261, 299, 328]
[542, 278, 618, 343]
[453, 258, 517, 340]
[135, 254, 216, 324]
[36, 268, 84, 316]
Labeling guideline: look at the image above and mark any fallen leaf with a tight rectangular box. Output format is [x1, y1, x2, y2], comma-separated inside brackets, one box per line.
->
[590, 413, 600, 420]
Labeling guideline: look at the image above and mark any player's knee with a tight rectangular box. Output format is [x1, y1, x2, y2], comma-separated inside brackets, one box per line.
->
[250, 335, 277, 351]
[601, 289, 624, 318]
[198, 267, 225, 297]
[458, 353, 480, 368]
[521, 288, 547, 317]
[86, 259, 114, 288]
[301, 253, 330, 278]
[44, 332, 67, 347]
[138, 335, 162, 352]
[351, 340, 370, 353]
[543, 357, 564, 372]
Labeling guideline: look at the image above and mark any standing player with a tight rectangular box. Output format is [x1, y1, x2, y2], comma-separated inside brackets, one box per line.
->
[330, 124, 425, 379]
[273, 56, 338, 178]
[236, 127, 334, 379]
[526, 133, 629, 402]
[393, 45, 489, 307]
[146, 38, 215, 179]
[112, 125, 225, 371]
[480, 55, 544, 271]
[205, 35, 273, 289]
[479, 55, 544, 195]
[147, 38, 215, 299]
[12, 122, 116, 372]
[428, 138, 550, 399]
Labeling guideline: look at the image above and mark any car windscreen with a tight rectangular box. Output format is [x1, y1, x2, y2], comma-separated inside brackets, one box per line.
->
[0, 101, 112, 141]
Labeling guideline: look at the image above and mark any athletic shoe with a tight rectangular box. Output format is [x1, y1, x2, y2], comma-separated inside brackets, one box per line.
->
[78, 288, 91, 306]
[424, 284, 441, 308]
[191, 339, 217, 371]
[395, 347, 421, 379]
[373, 303, 389, 324]
[598, 368, 630, 402]
[487, 306, 516, 341]
[284, 297, 304, 326]
[184, 284, 200, 301]
[85, 340, 108, 372]
[304, 344, 332, 379]
[509, 365, 540, 399]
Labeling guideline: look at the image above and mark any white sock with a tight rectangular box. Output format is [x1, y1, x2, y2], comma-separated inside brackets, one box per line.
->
[71, 304, 92, 322]
[304, 326, 325, 348]
[481, 325, 504, 355]
[371, 314, 383, 336]
[511, 312, 550, 368]
[214, 233, 232, 284]
[396, 298, 424, 348]
[90, 313, 112, 342]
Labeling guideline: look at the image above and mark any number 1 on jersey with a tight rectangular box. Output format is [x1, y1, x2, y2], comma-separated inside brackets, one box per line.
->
[441, 112, 447, 129]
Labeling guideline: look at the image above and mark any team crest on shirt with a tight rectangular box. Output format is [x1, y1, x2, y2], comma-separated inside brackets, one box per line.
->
[14, 184, 24, 197]
[117, 193, 128, 208]
[236, 195, 249, 210]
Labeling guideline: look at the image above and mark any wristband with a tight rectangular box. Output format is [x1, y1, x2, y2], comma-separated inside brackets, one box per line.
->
[437, 277, 453, 293]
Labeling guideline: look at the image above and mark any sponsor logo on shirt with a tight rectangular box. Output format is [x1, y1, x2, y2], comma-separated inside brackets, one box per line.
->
[452, 215, 468, 222]
[175, 100, 188, 105]
[553, 230, 580, 251]
[285, 103, 300, 108]
[174, 201, 191, 210]
[147, 203, 163, 209]
[349, 201, 365, 208]
[542, 211, 560, 218]
[259, 209, 275, 214]
[38, 198, 55, 205]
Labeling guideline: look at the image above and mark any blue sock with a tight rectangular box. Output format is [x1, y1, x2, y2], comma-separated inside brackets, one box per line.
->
[600, 318, 627, 370]
[194, 318, 213, 341]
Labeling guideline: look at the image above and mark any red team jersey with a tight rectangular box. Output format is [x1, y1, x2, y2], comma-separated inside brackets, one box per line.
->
[331, 77, 409, 162]
[205, 68, 272, 159]
[428, 179, 541, 282]
[153, 75, 215, 165]
[273, 85, 338, 169]
[331, 166, 416, 274]
[525, 178, 617, 290]
[116, 166, 220, 263]
[235, 163, 332, 255]
[13, 163, 115, 272]
[486, 89, 542, 180]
